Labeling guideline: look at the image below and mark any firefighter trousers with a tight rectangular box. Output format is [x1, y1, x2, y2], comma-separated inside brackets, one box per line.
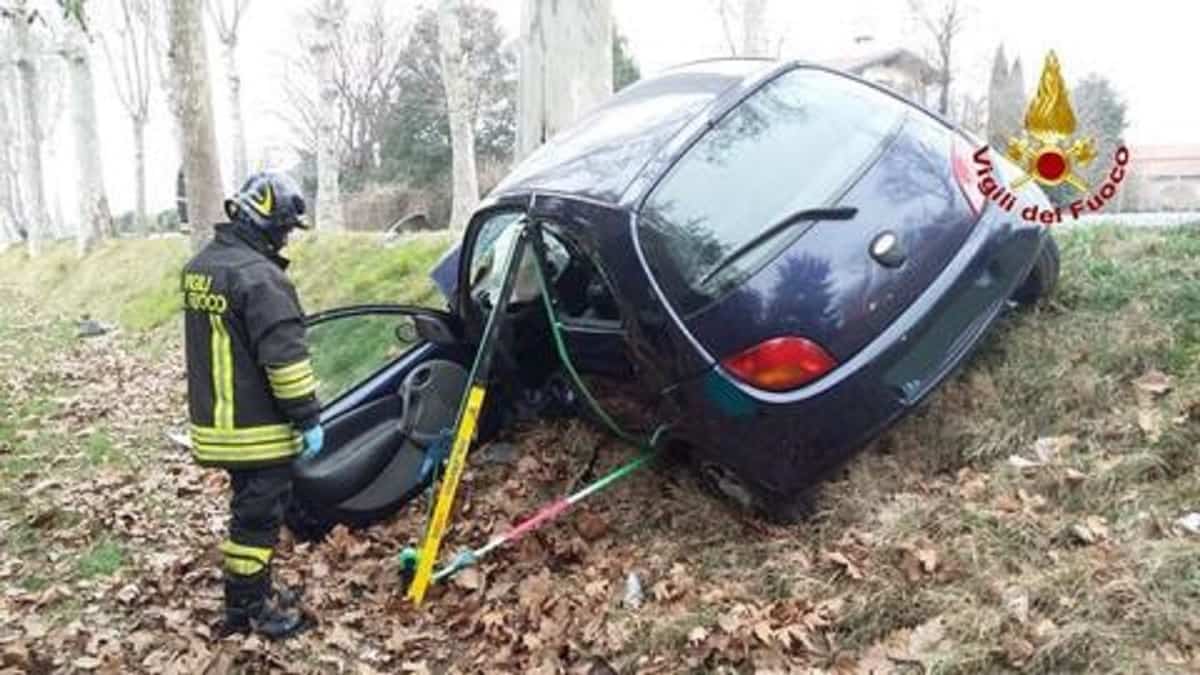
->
[219, 465, 293, 579]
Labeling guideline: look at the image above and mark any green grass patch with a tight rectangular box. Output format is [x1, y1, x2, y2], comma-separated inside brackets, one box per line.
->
[76, 538, 125, 579]
[0, 232, 452, 329]
[83, 431, 119, 466]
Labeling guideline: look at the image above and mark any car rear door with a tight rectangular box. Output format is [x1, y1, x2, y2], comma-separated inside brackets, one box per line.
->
[636, 65, 979, 367]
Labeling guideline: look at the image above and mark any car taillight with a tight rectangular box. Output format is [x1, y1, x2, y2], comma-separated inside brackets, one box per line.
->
[951, 139, 985, 217]
[721, 336, 838, 392]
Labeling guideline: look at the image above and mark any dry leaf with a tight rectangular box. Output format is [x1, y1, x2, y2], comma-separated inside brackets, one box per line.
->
[574, 511, 608, 542]
[1002, 587, 1029, 623]
[1137, 408, 1163, 442]
[1033, 435, 1075, 463]
[686, 625, 709, 646]
[820, 550, 864, 580]
[72, 656, 101, 670]
[452, 567, 482, 592]
[1002, 635, 1035, 666]
[1133, 370, 1172, 396]
[1007, 454, 1041, 470]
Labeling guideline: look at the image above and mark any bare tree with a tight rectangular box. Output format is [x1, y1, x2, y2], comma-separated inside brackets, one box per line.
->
[167, 0, 225, 250]
[10, 0, 49, 256]
[516, 0, 612, 161]
[309, 0, 345, 231]
[206, 0, 251, 187]
[0, 49, 25, 247]
[716, 0, 772, 57]
[100, 0, 159, 233]
[741, 0, 768, 57]
[62, 24, 113, 254]
[279, 2, 408, 176]
[0, 64, 20, 247]
[39, 58, 67, 239]
[907, 0, 967, 116]
[438, 0, 478, 231]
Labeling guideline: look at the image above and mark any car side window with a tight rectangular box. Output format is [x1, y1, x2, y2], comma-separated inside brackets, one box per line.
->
[468, 213, 619, 322]
[307, 313, 422, 403]
[638, 67, 910, 316]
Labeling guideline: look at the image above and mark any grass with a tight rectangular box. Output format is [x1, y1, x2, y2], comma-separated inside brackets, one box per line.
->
[76, 538, 126, 579]
[0, 230, 454, 332]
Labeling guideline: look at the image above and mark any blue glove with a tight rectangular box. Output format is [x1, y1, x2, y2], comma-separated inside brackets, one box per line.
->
[299, 424, 325, 461]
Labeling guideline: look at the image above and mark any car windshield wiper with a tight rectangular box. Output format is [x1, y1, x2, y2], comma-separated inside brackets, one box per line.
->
[699, 206, 858, 288]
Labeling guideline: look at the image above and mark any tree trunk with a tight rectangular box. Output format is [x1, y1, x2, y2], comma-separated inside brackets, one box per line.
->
[168, 0, 225, 251]
[517, 0, 613, 161]
[439, 0, 479, 232]
[65, 28, 113, 255]
[311, 1, 344, 231]
[741, 0, 769, 57]
[221, 37, 248, 187]
[14, 3, 47, 257]
[132, 118, 148, 233]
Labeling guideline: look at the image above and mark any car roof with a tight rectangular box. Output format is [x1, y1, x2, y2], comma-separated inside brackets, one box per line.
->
[490, 58, 779, 207]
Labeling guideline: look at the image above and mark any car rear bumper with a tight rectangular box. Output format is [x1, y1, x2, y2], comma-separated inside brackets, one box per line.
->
[666, 207, 1046, 494]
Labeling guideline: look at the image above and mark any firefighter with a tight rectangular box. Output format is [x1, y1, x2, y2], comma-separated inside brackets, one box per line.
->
[181, 171, 323, 639]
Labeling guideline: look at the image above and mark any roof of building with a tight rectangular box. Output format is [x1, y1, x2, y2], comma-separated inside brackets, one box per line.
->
[823, 48, 937, 82]
[1132, 145, 1200, 177]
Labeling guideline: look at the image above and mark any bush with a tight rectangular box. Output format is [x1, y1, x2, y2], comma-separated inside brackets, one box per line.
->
[342, 182, 442, 232]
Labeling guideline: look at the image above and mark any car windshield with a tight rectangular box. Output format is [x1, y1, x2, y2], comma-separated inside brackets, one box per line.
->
[637, 67, 910, 316]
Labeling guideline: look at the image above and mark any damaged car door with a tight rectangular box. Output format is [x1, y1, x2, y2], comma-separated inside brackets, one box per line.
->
[286, 304, 472, 539]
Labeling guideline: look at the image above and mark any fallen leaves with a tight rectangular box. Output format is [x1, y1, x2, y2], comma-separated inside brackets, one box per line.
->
[1, 279, 1198, 673]
[1070, 515, 1111, 545]
[896, 540, 939, 582]
[1133, 370, 1173, 397]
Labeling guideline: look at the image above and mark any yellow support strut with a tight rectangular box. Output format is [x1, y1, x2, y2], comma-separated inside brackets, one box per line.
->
[406, 384, 487, 604]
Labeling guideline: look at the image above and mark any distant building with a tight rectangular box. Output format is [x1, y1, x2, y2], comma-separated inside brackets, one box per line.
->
[1130, 145, 1200, 211]
[824, 47, 938, 107]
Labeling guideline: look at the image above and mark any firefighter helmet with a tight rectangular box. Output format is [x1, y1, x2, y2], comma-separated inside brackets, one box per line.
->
[224, 172, 309, 232]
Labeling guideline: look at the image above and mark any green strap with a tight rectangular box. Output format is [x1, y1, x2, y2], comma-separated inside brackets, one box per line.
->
[528, 225, 668, 452]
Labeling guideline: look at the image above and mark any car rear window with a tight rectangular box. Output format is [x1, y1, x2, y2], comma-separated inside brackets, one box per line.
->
[638, 67, 911, 316]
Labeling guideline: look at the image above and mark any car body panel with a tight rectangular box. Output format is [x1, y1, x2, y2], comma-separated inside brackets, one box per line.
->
[665, 200, 1047, 492]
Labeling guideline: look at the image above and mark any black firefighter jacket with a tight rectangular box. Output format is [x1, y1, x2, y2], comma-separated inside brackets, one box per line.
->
[182, 223, 321, 468]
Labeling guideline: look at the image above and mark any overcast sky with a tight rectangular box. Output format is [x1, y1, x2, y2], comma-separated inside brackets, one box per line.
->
[46, 0, 1199, 219]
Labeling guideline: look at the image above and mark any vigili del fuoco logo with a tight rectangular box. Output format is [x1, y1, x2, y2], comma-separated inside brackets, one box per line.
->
[972, 50, 1130, 225]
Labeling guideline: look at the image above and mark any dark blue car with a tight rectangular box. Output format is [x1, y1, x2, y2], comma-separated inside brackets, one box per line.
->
[288, 58, 1058, 534]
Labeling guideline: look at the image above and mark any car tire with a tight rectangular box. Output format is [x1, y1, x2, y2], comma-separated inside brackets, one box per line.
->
[1010, 235, 1060, 305]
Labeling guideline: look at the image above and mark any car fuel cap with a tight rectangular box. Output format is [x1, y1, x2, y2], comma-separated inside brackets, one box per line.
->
[870, 231, 906, 268]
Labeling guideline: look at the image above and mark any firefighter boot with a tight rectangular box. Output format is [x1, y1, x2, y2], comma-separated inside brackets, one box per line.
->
[222, 571, 307, 639]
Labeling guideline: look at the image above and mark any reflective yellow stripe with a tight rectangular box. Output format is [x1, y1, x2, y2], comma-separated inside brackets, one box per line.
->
[189, 423, 296, 443]
[220, 540, 273, 565]
[267, 359, 314, 383]
[189, 422, 301, 464]
[193, 439, 301, 455]
[272, 375, 318, 400]
[210, 314, 234, 429]
[221, 538, 271, 575]
[224, 557, 264, 576]
[193, 441, 301, 464]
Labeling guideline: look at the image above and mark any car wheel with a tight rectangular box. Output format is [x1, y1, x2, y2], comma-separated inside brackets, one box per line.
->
[694, 459, 816, 525]
[1011, 235, 1060, 305]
